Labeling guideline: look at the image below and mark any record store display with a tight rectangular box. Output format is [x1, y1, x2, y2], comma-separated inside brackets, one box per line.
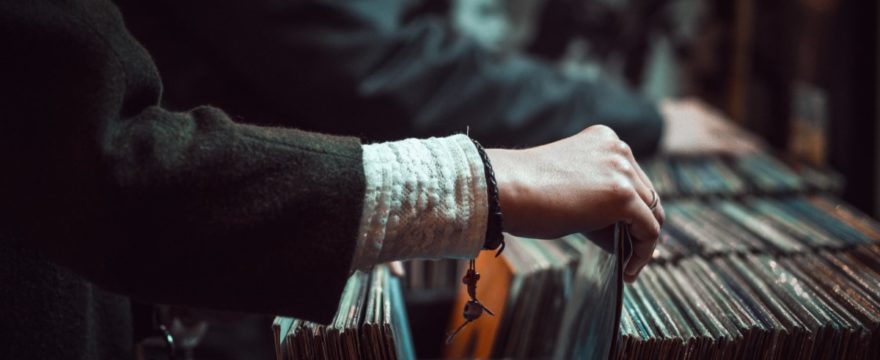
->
[618, 246, 880, 359]
[272, 265, 415, 360]
[272, 149, 878, 359]
[612, 196, 880, 360]
[437, 151, 880, 359]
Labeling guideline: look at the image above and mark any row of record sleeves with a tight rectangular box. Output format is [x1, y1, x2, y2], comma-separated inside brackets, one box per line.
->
[443, 194, 880, 359]
[404, 153, 846, 291]
[618, 245, 880, 359]
[272, 265, 415, 360]
[640, 153, 843, 197]
[656, 195, 880, 261]
[402, 194, 880, 292]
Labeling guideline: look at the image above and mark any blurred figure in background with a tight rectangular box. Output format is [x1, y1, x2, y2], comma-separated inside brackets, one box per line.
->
[118, 0, 758, 157]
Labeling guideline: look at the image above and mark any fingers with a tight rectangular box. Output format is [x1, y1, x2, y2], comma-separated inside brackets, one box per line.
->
[614, 140, 665, 228]
[623, 198, 661, 282]
[592, 125, 664, 233]
[614, 140, 662, 282]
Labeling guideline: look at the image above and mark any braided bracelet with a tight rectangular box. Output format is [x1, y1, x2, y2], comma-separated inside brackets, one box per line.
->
[470, 139, 505, 256]
[446, 138, 506, 344]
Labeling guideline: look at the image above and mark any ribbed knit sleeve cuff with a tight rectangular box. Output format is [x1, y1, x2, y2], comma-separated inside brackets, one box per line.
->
[350, 134, 488, 271]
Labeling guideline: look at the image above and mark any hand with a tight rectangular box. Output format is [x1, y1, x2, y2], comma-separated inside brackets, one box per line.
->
[660, 98, 763, 155]
[487, 125, 664, 282]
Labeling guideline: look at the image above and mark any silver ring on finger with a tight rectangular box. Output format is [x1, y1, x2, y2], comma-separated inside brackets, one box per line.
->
[648, 190, 659, 211]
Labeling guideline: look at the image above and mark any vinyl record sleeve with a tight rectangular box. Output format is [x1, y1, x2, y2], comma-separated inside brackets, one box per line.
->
[553, 223, 633, 360]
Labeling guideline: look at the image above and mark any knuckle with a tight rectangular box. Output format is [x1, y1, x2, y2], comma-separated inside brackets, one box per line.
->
[608, 178, 634, 201]
[588, 124, 618, 139]
[616, 158, 632, 173]
[606, 155, 632, 174]
[616, 140, 632, 155]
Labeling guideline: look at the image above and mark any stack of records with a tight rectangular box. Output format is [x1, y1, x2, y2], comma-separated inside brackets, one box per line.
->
[440, 187, 879, 359]
[640, 153, 843, 197]
[641, 156, 749, 197]
[445, 225, 634, 359]
[656, 195, 880, 261]
[443, 235, 586, 359]
[618, 246, 880, 359]
[272, 265, 415, 360]
[615, 194, 880, 359]
[733, 153, 805, 193]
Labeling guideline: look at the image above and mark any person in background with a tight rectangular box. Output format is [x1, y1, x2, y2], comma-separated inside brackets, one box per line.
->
[116, 0, 758, 158]
[0, 1, 664, 359]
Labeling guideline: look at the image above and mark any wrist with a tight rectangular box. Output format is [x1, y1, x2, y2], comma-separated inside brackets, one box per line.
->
[485, 148, 531, 236]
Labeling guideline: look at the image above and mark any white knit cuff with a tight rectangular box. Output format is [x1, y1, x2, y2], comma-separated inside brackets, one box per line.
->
[350, 134, 488, 271]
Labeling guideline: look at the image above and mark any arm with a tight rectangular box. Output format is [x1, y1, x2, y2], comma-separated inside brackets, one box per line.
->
[356, 127, 665, 282]
[0, 0, 363, 323]
[0, 0, 662, 328]
[148, 0, 663, 155]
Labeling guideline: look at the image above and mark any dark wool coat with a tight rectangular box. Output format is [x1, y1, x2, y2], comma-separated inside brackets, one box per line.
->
[0, 0, 364, 358]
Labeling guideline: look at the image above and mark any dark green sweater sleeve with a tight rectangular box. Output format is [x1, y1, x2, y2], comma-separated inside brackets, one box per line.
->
[0, 0, 364, 323]
[146, 0, 663, 155]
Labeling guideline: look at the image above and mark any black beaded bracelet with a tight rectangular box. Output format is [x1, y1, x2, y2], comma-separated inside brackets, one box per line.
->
[470, 139, 505, 256]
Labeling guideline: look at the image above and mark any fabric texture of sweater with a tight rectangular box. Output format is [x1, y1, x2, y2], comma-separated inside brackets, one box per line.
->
[353, 135, 487, 270]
